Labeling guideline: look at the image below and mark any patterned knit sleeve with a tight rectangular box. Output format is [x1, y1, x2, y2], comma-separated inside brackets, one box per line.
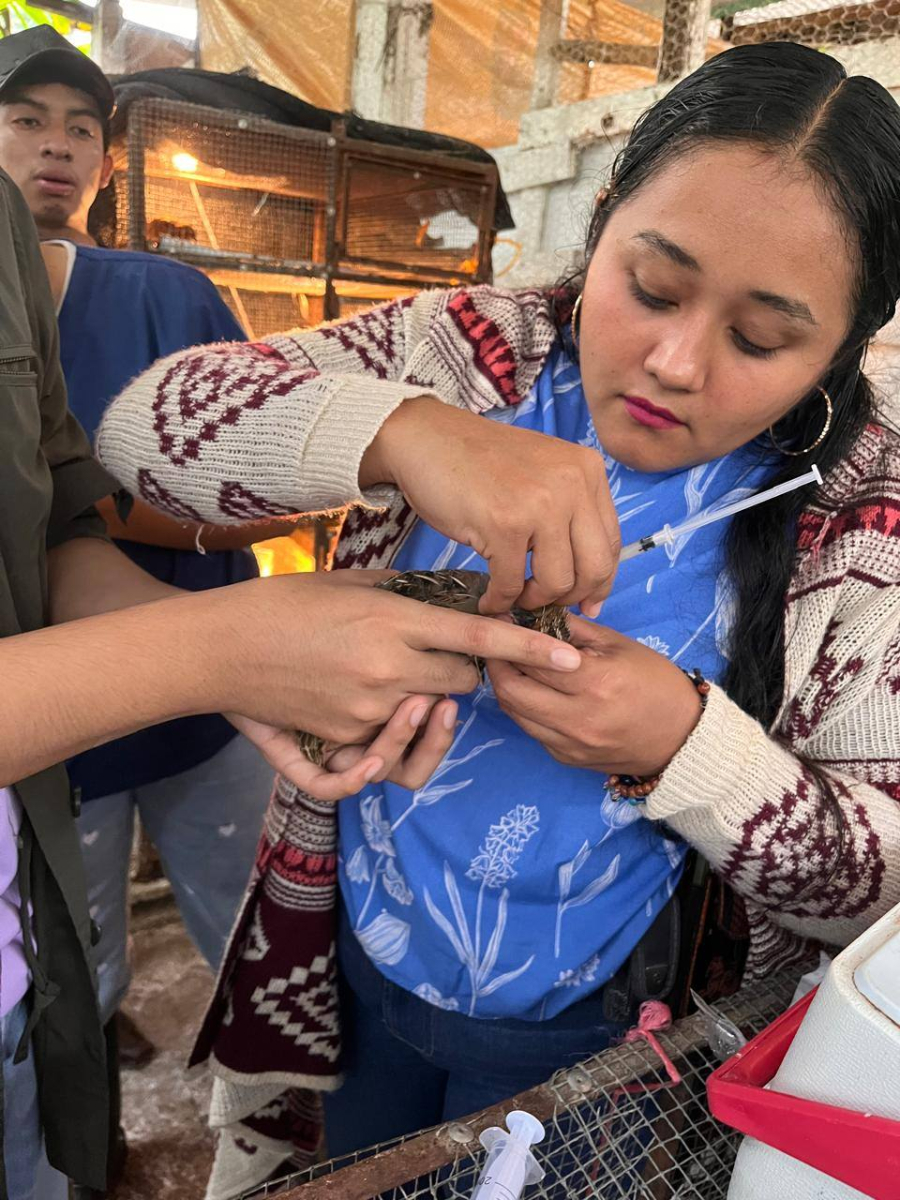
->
[646, 679, 900, 948]
[96, 286, 559, 526]
[94, 296, 437, 524]
[645, 455, 900, 949]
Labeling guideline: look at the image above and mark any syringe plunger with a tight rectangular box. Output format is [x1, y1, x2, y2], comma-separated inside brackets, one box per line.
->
[470, 1110, 546, 1200]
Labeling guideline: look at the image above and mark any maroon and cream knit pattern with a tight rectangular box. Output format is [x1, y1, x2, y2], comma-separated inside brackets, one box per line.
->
[98, 287, 900, 1199]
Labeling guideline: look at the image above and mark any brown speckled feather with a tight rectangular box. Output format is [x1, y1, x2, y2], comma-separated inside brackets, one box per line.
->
[298, 569, 570, 765]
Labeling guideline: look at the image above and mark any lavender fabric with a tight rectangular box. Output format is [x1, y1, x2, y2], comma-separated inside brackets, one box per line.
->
[0, 788, 28, 1018]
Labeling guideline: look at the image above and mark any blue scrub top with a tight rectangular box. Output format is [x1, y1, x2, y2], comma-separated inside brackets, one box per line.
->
[58, 245, 256, 800]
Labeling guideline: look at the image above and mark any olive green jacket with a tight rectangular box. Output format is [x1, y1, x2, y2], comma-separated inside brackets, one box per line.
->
[0, 167, 120, 1190]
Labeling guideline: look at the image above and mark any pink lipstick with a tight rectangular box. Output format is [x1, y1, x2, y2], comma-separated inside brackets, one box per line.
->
[622, 395, 684, 430]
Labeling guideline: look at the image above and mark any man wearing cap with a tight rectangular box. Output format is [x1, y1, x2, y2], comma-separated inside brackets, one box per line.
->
[0, 26, 280, 1196]
[0, 26, 116, 245]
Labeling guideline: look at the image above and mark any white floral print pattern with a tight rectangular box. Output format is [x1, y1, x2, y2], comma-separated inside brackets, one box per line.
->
[337, 346, 771, 1019]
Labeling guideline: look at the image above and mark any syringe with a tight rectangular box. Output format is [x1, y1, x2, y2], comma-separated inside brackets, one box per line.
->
[470, 1110, 546, 1200]
[619, 463, 822, 562]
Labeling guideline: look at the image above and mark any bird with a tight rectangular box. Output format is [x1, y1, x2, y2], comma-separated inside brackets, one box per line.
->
[297, 569, 570, 766]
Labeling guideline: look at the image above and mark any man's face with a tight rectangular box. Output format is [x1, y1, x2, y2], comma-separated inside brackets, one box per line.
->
[0, 81, 112, 234]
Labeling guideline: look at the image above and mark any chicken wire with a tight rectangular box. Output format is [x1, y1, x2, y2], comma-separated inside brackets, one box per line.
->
[724, 0, 900, 56]
[552, 0, 898, 104]
[238, 969, 801, 1200]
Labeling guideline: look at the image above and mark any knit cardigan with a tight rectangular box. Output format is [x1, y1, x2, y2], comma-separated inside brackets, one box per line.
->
[97, 286, 900, 1197]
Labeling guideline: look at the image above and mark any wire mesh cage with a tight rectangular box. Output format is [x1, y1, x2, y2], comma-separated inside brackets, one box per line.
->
[116, 100, 334, 267]
[338, 148, 494, 282]
[239, 969, 801, 1200]
[108, 99, 498, 340]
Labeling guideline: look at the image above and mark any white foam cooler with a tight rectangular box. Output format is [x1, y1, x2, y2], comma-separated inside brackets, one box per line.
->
[727, 902, 900, 1200]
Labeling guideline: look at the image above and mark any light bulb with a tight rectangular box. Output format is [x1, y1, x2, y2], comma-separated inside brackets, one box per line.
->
[172, 152, 199, 174]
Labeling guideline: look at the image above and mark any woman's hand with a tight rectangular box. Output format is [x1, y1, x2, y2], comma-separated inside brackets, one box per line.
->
[229, 695, 459, 802]
[362, 397, 621, 617]
[216, 569, 583, 795]
[487, 616, 703, 777]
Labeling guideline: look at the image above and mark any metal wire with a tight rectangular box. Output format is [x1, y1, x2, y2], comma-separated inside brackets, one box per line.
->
[237, 970, 801, 1200]
[727, 0, 899, 53]
[111, 99, 497, 338]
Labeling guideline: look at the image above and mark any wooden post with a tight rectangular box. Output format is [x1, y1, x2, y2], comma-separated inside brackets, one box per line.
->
[657, 0, 712, 83]
[351, 0, 390, 120]
[530, 0, 571, 110]
[351, 0, 433, 128]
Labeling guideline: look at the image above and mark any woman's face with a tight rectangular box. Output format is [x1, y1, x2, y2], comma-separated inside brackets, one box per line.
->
[579, 144, 856, 471]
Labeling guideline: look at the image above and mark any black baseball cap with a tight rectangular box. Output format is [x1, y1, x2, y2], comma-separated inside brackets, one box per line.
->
[0, 27, 115, 119]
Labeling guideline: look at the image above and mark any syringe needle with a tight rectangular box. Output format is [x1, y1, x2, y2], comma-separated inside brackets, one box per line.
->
[619, 463, 822, 562]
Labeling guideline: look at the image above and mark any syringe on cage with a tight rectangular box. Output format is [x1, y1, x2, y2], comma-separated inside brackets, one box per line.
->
[470, 1110, 546, 1200]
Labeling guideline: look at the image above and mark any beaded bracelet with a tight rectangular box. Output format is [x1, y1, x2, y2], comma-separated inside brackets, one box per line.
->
[605, 667, 711, 803]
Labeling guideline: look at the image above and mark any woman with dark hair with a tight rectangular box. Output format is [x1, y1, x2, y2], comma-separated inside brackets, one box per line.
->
[99, 42, 900, 1177]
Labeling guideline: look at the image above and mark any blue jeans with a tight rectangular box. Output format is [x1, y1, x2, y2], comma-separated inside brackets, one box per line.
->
[2, 998, 68, 1200]
[323, 904, 629, 1158]
[76, 733, 273, 1020]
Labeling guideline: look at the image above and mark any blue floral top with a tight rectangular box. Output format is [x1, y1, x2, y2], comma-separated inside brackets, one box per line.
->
[337, 345, 769, 1020]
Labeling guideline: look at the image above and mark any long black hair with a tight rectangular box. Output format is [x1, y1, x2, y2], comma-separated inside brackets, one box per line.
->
[560, 42, 900, 733]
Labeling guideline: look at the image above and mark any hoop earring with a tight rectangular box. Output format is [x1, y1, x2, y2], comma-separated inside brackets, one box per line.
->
[571, 293, 583, 348]
[769, 386, 833, 457]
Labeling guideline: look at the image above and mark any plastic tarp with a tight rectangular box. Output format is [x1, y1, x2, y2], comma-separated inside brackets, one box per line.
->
[198, 0, 354, 114]
[197, 0, 714, 149]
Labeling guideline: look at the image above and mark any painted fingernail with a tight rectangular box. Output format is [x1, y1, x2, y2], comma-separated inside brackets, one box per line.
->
[443, 704, 458, 730]
[551, 646, 582, 669]
[410, 704, 428, 728]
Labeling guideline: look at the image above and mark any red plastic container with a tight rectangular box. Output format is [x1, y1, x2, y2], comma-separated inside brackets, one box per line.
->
[707, 989, 900, 1200]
